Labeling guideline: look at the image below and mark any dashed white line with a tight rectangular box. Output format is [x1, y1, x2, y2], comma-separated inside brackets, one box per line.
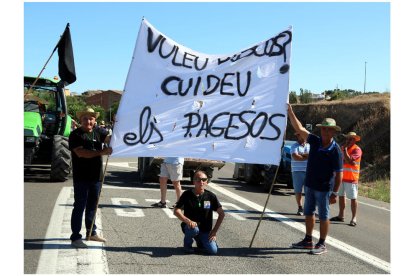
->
[38, 181, 389, 274]
[207, 182, 390, 273]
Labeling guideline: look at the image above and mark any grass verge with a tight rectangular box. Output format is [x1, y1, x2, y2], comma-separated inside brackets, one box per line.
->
[358, 178, 390, 203]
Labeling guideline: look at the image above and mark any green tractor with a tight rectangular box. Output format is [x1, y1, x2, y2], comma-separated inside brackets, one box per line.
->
[24, 76, 73, 181]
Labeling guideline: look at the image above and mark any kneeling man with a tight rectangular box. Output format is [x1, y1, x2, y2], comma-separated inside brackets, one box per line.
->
[174, 171, 225, 254]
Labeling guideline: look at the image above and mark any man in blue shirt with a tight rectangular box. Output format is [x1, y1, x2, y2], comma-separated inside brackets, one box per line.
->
[287, 104, 343, 255]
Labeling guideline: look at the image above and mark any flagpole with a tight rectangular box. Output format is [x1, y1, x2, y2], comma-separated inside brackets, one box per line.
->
[87, 155, 110, 240]
[249, 115, 289, 248]
[26, 23, 69, 94]
[87, 124, 115, 240]
[249, 161, 281, 248]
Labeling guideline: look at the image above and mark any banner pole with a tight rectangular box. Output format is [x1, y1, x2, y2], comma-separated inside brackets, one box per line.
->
[87, 155, 110, 240]
[249, 110, 289, 248]
[249, 164, 281, 248]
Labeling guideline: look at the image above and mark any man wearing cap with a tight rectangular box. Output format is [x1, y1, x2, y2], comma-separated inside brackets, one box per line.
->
[287, 104, 343, 255]
[330, 132, 362, 227]
[69, 107, 112, 248]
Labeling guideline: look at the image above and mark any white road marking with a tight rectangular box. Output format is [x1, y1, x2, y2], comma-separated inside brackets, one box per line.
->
[36, 187, 109, 274]
[39, 183, 387, 273]
[352, 198, 390, 212]
[207, 182, 390, 273]
[107, 161, 390, 212]
[111, 198, 145, 217]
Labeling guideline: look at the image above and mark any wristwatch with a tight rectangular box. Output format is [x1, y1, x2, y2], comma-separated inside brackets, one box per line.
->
[331, 191, 338, 196]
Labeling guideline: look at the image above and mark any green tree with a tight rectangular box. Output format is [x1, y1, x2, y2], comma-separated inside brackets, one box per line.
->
[66, 95, 86, 122]
[289, 91, 298, 103]
[299, 88, 313, 103]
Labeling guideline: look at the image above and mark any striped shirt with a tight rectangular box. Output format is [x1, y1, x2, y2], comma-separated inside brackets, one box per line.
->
[290, 142, 310, 172]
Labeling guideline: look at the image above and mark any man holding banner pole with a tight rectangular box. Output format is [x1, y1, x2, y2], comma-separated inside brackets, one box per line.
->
[287, 104, 343, 255]
[69, 107, 112, 248]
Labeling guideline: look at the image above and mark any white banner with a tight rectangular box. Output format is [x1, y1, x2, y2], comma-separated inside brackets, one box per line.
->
[111, 19, 292, 165]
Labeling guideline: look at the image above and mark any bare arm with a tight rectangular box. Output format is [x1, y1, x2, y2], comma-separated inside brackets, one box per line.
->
[209, 207, 225, 241]
[343, 147, 357, 165]
[287, 104, 309, 142]
[174, 207, 197, 229]
[292, 152, 308, 161]
[73, 146, 112, 158]
[329, 171, 343, 204]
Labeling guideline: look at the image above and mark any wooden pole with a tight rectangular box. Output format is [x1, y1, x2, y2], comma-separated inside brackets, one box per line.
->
[26, 24, 67, 94]
[249, 164, 281, 248]
[86, 155, 110, 240]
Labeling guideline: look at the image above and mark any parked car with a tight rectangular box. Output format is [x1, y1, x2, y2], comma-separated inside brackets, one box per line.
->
[233, 140, 295, 192]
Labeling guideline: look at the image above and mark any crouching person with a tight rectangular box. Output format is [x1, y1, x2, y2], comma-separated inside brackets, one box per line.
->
[173, 170, 225, 255]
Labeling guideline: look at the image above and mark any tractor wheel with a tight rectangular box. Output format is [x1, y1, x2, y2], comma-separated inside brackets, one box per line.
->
[50, 135, 71, 182]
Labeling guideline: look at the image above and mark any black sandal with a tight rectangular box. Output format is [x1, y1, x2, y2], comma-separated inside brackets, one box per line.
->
[329, 216, 344, 222]
[349, 221, 357, 226]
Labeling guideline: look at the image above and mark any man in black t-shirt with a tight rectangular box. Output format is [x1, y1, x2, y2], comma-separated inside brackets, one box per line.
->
[68, 107, 112, 248]
[174, 171, 225, 254]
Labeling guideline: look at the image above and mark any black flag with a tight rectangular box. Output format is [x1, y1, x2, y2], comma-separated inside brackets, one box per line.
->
[56, 23, 76, 85]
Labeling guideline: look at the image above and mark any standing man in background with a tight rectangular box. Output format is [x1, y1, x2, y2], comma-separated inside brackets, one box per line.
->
[152, 157, 184, 208]
[330, 132, 362, 226]
[290, 132, 310, 216]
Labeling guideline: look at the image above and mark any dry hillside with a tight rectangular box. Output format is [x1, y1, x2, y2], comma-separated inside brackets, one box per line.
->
[287, 93, 390, 182]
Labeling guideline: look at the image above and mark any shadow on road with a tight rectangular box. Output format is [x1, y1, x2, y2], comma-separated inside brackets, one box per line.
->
[104, 171, 195, 191]
[24, 238, 305, 257]
[24, 166, 52, 183]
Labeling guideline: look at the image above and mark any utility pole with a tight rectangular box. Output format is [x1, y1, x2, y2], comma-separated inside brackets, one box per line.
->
[364, 61, 367, 93]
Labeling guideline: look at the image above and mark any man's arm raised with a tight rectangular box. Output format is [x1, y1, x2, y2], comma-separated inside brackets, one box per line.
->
[287, 103, 309, 142]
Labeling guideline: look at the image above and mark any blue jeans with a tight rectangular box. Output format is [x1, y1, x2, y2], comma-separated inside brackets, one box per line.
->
[303, 186, 330, 220]
[292, 171, 306, 194]
[183, 224, 218, 255]
[70, 180, 101, 241]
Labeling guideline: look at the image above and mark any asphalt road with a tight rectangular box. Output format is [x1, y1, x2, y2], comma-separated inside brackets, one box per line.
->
[24, 158, 390, 274]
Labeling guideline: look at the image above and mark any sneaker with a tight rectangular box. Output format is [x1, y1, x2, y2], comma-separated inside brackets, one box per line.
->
[151, 201, 167, 208]
[71, 239, 88, 248]
[87, 234, 107, 242]
[183, 247, 195, 254]
[291, 239, 314, 249]
[297, 206, 304, 216]
[310, 243, 327, 255]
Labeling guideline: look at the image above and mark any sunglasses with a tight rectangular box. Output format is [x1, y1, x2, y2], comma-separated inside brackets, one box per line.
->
[194, 177, 208, 182]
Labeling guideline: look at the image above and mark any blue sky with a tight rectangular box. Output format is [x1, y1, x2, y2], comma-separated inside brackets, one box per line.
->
[24, 1, 390, 95]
